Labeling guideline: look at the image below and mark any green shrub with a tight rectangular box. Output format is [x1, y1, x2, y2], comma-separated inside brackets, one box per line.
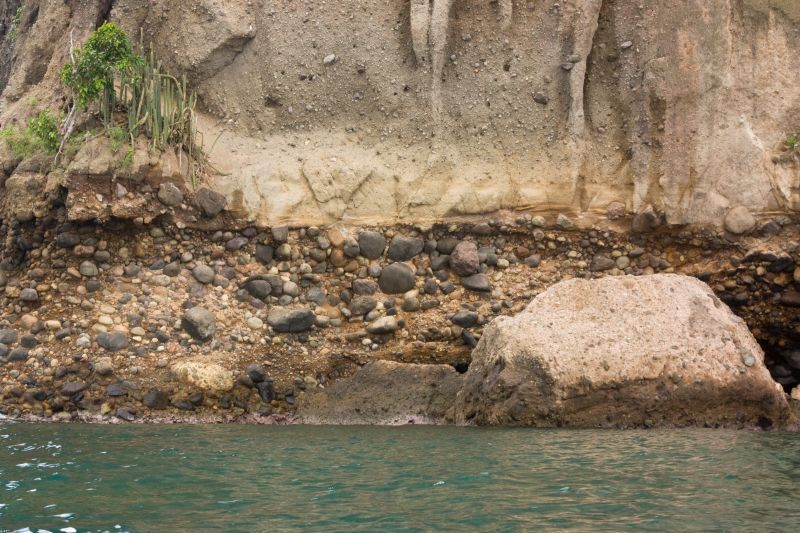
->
[27, 110, 60, 152]
[787, 134, 798, 150]
[61, 22, 200, 162]
[1, 110, 60, 158]
[107, 125, 128, 152]
[61, 22, 141, 122]
[7, 5, 23, 42]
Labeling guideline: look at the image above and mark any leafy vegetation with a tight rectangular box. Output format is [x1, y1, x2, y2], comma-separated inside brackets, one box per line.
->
[60, 21, 199, 160]
[786, 134, 798, 151]
[0, 110, 60, 158]
[7, 5, 23, 42]
[61, 22, 141, 121]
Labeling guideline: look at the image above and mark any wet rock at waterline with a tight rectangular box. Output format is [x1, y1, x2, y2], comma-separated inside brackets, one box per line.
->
[453, 274, 791, 428]
[298, 361, 463, 424]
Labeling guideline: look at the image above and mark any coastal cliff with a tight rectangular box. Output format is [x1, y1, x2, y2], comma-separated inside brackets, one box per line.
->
[0, 0, 798, 426]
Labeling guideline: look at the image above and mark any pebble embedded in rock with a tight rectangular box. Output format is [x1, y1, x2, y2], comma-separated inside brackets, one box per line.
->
[268, 308, 315, 333]
[358, 231, 386, 259]
[8, 347, 28, 361]
[451, 310, 479, 328]
[590, 255, 616, 272]
[96, 331, 129, 352]
[182, 306, 216, 341]
[143, 389, 169, 409]
[79, 261, 99, 277]
[243, 279, 272, 300]
[378, 263, 416, 294]
[192, 264, 215, 284]
[0, 329, 17, 345]
[461, 273, 491, 292]
[350, 296, 377, 316]
[271, 226, 289, 243]
[94, 357, 114, 376]
[194, 187, 227, 217]
[255, 244, 274, 264]
[157, 182, 184, 207]
[387, 235, 424, 261]
[450, 241, 480, 276]
[366, 316, 400, 334]
[19, 288, 38, 302]
[724, 206, 756, 235]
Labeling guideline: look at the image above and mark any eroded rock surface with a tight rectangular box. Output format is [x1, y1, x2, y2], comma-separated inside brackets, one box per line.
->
[298, 360, 463, 425]
[453, 274, 791, 428]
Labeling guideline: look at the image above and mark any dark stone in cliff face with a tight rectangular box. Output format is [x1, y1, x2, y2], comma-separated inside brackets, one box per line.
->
[182, 307, 216, 341]
[8, 347, 28, 361]
[56, 232, 80, 248]
[255, 244, 274, 264]
[632, 206, 661, 233]
[352, 279, 378, 295]
[247, 364, 266, 383]
[158, 182, 184, 207]
[461, 274, 491, 292]
[451, 310, 479, 328]
[358, 231, 386, 259]
[450, 241, 480, 276]
[257, 380, 276, 403]
[243, 279, 272, 300]
[143, 389, 169, 409]
[271, 226, 289, 243]
[96, 332, 129, 352]
[106, 383, 128, 397]
[387, 235, 424, 261]
[0, 329, 17, 345]
[349, 296, 377, 316]
[194, 187, 227, 217]
[378, 263, 416, 294]
[590, 254, 616, 272]
[19, 288, 38, 302]
[61, 382, 88, 397]
[267, 308, 315, 333]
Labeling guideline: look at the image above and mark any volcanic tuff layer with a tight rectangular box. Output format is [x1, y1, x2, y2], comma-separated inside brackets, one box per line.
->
[0, 0, 799, 225]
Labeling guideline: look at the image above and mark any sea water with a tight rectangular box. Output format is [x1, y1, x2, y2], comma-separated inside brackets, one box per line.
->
[1, 424, 798, 531]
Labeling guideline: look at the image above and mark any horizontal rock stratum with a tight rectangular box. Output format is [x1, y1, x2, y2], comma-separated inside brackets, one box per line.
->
[453, 274, 791, 428]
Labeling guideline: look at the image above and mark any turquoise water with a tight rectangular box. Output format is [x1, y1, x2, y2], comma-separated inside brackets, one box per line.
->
[1, 424, 798, 532]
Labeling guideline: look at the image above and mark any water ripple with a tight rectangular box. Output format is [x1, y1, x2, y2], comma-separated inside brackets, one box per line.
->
[0, 425, 798, 531]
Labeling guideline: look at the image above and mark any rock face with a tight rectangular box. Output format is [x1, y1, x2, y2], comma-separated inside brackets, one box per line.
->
[2, 1, 800, 227]
[298, 360, 463, 424]
[453, 274, 791, 428]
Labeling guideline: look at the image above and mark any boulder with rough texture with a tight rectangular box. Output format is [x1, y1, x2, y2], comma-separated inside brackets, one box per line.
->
[378, 263, 416, 294]
[450, 241, 480, 276]
[171, 361, 233, 392]
[298, 360, 463, 424]
[358, 231, 386, 259]
[267, 308, 315, 333]
[194, 187, 227, 217]
[724, 206, 756, 235]
[182, 307, 216, 341]
[453, 274, 791, 428]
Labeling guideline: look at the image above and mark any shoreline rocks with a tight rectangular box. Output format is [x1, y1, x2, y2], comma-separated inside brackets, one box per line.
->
[453, 275, 791, 428]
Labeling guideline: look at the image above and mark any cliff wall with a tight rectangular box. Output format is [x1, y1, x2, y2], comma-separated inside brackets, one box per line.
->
[0, 0, 799, 226]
